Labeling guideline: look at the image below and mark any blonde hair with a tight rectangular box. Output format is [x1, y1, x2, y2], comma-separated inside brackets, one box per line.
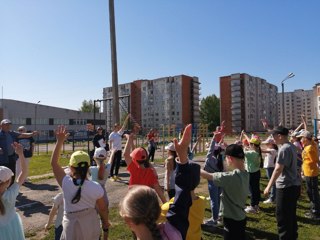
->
[119, 186, 162, 240]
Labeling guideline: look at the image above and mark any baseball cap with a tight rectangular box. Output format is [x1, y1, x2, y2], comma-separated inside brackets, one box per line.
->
[165, 142, 175, 151]
[242, 139, 249, 146]
[1, 119, 11, 125]
[130, 147, 148, 162]
[225, 144, 245, 159]
[69, 151, 90, 167]
[296, 130, 313, 139]
[262, 136, 275, 145]
[250, 135, 261, 145]
[94, 147, 107, 159]
[270, 126, 289, 136]
[0, 166, 13, 183]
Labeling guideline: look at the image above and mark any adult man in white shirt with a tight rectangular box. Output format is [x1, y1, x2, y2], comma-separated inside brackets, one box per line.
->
[109, 114, 130, 181]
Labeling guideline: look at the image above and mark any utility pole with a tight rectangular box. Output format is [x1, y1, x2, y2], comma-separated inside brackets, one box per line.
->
[109, 0, 120, 124]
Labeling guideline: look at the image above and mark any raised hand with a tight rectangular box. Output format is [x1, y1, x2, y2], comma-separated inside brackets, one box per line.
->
[12, 142, 23, 156]
[173, 124, 192, 164]
[55, 125, 70, 143]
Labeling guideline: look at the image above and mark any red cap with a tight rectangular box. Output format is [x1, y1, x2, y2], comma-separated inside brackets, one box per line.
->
[130, 147, 148, 162]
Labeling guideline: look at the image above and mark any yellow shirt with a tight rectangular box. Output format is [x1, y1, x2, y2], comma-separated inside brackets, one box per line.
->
[158, 196, 206, 240]
[302, 141, 319, 177]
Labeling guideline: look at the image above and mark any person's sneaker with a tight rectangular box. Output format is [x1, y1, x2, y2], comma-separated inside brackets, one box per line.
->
[110, 176, 116, 182]
[245, 206, 258, 214]
[203, 218, 216, 226]
[115, 176, 122, 181]
[263, 198, 275, 204]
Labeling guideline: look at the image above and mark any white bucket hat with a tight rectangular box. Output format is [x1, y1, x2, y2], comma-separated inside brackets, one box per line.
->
[0, 166, 13, 183]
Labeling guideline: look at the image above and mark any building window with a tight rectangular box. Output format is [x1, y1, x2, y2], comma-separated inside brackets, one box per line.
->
[26, 118, 32, 125]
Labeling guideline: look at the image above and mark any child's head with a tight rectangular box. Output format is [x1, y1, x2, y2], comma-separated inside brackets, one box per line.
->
[130, 147, 150, 167]
[69, 151, 90, 204]
[93, 147, 108, 165]
[262, 137, 278, 150]
[249, 135, 261, 149]
[119, 185, 162, 240]
[224, 144, 245, 170]
[0, 166, 13, 215]
[165, 142, 176, 156]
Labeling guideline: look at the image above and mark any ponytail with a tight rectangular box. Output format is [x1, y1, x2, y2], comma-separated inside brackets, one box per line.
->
[145, 219, 162, 240]
[71, 162, 89, 204]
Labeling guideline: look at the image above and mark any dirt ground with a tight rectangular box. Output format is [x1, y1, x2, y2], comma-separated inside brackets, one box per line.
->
[19, 152, 206, 240]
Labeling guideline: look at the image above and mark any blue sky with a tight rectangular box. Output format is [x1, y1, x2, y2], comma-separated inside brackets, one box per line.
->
[1, 1, 319, 110]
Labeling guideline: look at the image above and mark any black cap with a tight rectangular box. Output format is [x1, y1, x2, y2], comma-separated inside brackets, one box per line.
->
[270, 126, 289, 136]
[225, 144, 244, 159]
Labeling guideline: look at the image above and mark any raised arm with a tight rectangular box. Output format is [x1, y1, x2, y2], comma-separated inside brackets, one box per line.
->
[301, 115, 307, 131]
[18, 131, 38, 138]
[51, 125, 69, 187]
[242, 130, 251, 143]
[13, 142, 28, 186]
[119, 114, 130, 132]
[123, 133, 133, 166]
[191, 135, 202, 153]
[174, 124, 192, 164]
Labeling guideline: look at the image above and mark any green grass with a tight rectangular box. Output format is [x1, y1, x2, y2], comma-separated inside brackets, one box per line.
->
[38, 176, 320, 240]
[28, 152, 320, 239]
[29, 153, 71, 176]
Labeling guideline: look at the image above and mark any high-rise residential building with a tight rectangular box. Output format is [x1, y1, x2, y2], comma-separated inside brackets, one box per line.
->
[220, 73, 278, 134]
[313, 83, 320, 133]
[278, 89, 314, 128]
[103, 75, 200, 131]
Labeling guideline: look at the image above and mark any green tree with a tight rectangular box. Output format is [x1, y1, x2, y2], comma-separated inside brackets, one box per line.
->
[79, 100, 100, 113]
[199, 95, 220, 132]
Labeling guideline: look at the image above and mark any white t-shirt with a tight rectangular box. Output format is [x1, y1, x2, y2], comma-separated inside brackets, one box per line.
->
[263, 148, 278, 168]
[89, 163, 111, 186]
[62, 175, 104, 212]
[109, 131, 123, 151]
[53, 192, 64, 228]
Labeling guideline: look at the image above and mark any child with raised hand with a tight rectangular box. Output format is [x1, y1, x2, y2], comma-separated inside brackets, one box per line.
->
[0, 142, 28, 239]
[166, 124, 203, 240]
[242, 131, 263, 214]
[90, 147, 113, 205]
[51, 125, 110, 240]
[120, 185, 182, 240]
[201, 144, 249, 240]
[261, 137, 278, 204]
[160, 127, 205, 239]
[123, 133, 167, 204]
[203, 132, 223, 227]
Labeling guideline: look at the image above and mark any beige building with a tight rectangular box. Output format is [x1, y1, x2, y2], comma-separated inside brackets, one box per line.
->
[220, 73, 278, 134]
[278, 89, 314, 128]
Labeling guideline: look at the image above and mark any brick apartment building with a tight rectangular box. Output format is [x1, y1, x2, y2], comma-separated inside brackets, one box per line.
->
[103, 74, 200, 131]
[220, 73, 278, 134]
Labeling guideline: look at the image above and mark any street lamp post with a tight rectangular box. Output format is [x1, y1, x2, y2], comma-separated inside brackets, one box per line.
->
[281, 73, 295, 126]
[34, 101, 40, 130]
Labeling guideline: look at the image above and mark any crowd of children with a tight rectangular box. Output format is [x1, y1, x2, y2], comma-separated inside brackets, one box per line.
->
[2, 114, 320, 240]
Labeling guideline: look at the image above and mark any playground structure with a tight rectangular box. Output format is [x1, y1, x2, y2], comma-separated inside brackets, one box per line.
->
[33, 123, 212, 160]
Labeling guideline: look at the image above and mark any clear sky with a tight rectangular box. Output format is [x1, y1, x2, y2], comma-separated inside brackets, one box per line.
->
[1, 1, 319, 110]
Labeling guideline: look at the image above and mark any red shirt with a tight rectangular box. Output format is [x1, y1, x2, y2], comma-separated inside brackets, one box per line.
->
[127, 162, 159, 187]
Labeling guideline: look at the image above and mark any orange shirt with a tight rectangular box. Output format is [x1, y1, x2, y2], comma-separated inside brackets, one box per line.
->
[302, 141, 319, 177]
